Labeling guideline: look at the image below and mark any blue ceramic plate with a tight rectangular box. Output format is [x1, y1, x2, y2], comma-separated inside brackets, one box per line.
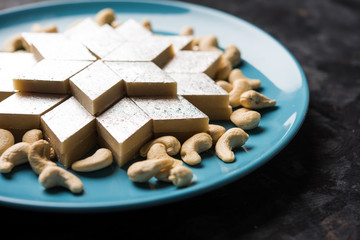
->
[0, 0, 309, 212]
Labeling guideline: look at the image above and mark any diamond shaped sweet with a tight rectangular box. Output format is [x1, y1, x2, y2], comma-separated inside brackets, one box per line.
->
[114, 18, 152, 41]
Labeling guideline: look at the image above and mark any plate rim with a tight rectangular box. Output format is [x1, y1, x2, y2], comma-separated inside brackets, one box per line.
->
[0, 0, 309, 212]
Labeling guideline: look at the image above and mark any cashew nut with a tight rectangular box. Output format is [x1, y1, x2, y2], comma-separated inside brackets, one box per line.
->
[71, 148, 113, 172]
[216, 80, 233, 93]
[229, 69, 261, 89]
[207, 124, 226, 144]
[141, 19, 152, 31]
[111, 20, 122, 28]
[127, 158, 174, 183]
[215, 56, 232, 80]
[139, 136, 181, 158]
[155, 157, 183, 182]
[180, 26, 194, 36]
[2, 34, 25, 52]
[223, 45, 241, 67]
[240, 90, 276, 109]
[22, 129, 56, 159]
[38, 166, 83, 194]
[198, 35, 222, 52]
[0, 142, 30, 173]
[168, 166, 193, 187]
[94, 8, 116, 26]
[31, 23, 58, 33]
[230, 108, 261, 130]
[28, 140, 57, 175]
[229, 79, 252, 108]
[215, 128, 249, 163]
[0, 129, 15, 156]
[180, 133, 212, 165]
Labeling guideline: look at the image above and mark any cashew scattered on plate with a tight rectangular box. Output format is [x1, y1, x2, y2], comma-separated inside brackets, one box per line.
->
[127, 158, 174, 183]
[168, 165, 193, 188]
[28, 140, 56, 175]
[71, 148, 113, 172]
[94, 8, 116, 26]
[215, 56, 232, 80]
[22, 129, 55, 159]
[139, 136, 181, 158]
[230, 108, 261, 130]
[179, 26, 194, 36]
[207, 124, 226, 144]
[180, 132, 213, 166]
[240, 90, 276, 109]
[223, 44, 241, 67]
[31, 23, 58, 33]
[215, 128, 249, 163]
[0, 142, 30, 173]
[38, 166, 83, 194]
[229, 69, 261, 89]
[0, 129, 15, 156]
[229, 79, 252, 108]
[141, 18, 152, 31]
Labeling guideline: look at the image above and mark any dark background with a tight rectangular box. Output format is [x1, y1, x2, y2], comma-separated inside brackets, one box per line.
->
[1, 0, 360, 239]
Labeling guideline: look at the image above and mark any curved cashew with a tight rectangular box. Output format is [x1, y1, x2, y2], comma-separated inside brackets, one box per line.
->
[22, 129, 56, 159]
[0, 129, 15, 156]
[127, 158, 174, 183]
[0, 142, 30, 173]
[28, 140, 56, 175]
[230, 108, 261, 130]
[2, 34, 25, 52]
[198, 35, 222, 52]
[223, 44, 241, 67]
[155, 158, 183, 182]
[180, 26, 194, 36]
[94, 8, 116, 26]
[38, 166, 83, 194]
[180, 133, 212, 165]
[139, 136, 181, 158]
[229, 79, 252, 108]
[215, 128, 249, 163]
[229, 69, 262, 89]
[31, 23, 58, 33]
[240, 90, 276, 109]
[168, 166, 193, 187]
[207, 124, 226, 144]
[216, 80, 233, 93]
[71, 148, 113, 172]
[141, 19, 152, 31]
[215, 56, 232, 80]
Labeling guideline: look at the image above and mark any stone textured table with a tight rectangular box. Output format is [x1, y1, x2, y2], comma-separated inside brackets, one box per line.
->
[1, 0, 359, 239]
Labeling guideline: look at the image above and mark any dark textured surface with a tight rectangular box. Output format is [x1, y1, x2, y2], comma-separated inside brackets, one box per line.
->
[1, 0, 360, 239]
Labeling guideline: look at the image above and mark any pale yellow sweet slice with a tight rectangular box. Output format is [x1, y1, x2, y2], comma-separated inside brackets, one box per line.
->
[21, 32, 97, 61]
[69, 60, 125, 116]
[131, 96, 209, 135]
[96, 97, 153, 167]
[0, 52, 37, 101]
[0, 92, 68, 130]
[162, 50, 222, 79]
[13, 59, 92, 94]
[103, 38, 175, 68]
[64, 18, 126, 58]
[104, 61, 176, 97]
[115, 18, 152, 41]
[40, 96, 96, 168]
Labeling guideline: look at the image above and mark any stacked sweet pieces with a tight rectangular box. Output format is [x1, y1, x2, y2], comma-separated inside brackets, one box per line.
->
[0, 15, 231, 171]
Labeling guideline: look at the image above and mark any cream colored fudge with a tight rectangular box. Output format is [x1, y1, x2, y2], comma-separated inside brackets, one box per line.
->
[0, 52, 37, 101]
[105, 61, 176, 97]
[69, 60, 125, 116]
[103, 38, 175, 68]
[162, 50, 221, 79]
[41, 96, 96, 168]
[150, 35, 193, 52]
[0, 92, 68, 130]
[115, 19, 152, 41]
[168, 73, 231, 120]
[13, 59, 92, 94]
[21, 32, 97, 61]
[96, 97, 153, 167]
[131, 96, 209, 137]
[65, 18, 126, 58]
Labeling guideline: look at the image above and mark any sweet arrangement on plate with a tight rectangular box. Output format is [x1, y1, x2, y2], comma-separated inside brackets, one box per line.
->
[0, 8, 278, 194]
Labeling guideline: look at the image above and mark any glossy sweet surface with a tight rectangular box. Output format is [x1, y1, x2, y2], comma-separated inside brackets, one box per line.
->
[0, 1, 308, 212]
